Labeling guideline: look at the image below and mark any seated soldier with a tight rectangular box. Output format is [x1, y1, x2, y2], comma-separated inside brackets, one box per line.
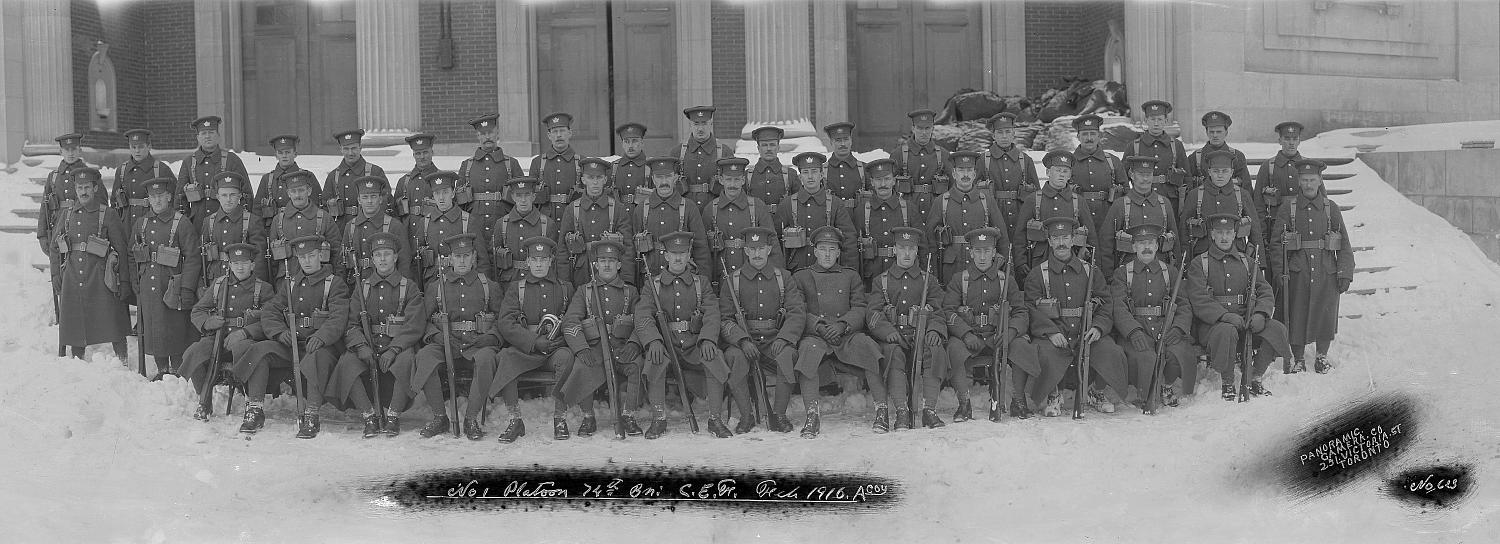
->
[327, 232, 425, 437]
[555, 240, 644, 439]
[411, 233, 502, 440]
[940, 227, 1036, 424]
[1187, 213, 1293, 401]
[637, 231, 733, 438]
[719, 226, 807, 434]
[1108, 222, 1198, 410]
[182, 243, 273, 422]
[242, 235, 350, 437]
[491, 236, 576, 443]
[867, 227, 941, 431]
[790, 226, 886, 438]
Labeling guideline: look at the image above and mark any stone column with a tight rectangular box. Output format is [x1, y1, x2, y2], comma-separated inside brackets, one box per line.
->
[23, 0, 72, 153]
[744, 0, 810, 124]
[0, 2, 30, 162]
[676, 0, 713, 139]
[1125, 0, 1176, 121]
[812, 0, 848, 127]
[983, 0, 1026, 96]
[496, 0, 536, 154]
[356, 0, 421, 146]
[195, 0, 242, 149]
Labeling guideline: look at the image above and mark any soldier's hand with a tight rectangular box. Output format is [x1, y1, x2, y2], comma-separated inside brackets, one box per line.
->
[577, 348, 602, 368]
[740, 339, 762, 361]
[378, 350, 398, 372]
[884, 331, 903, 345]
[1163, 327, 1184, 346]
[699, 340, 721, 363]
[962, 333, 985, 353]
[1001, 328, 1018, 349]
[646, 341, 668, 367]
[1049, 333, 1068, 349]
[357, 345, 375, 362]
[225, 329, 248, 346]
[203, 316, 225, 330]
[1249, 313, 1267, 334]
[814, 322, 832, 341]
[546, 336, 567, 353]
[1337, 277, 1351, 294]
[304, 337, 325, 353]
[1129, 329, 1152, 352]
[769, 339, 791, 358]
[1083, 327, 1103, 344]
[534, 334, 551, 353]
[1221, 313, 1247, 330]
[278, 331, 297, 347]
[924, 330, 943, 348]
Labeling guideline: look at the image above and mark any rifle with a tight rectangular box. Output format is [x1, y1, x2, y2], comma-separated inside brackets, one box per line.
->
[910, 252, 933, 427]
[284, 256, 307, 416]
[436, 275, 461, 437]
[646, 265, 699, 434]
[717, 255, 768, 428]
[1072, 251, 1097, 420]
[357, 278, 381, 424]
[55, 287, 66, 358]
[1278, 223, 1290, 322]
[1143, 257, 1188, 415]
[587, 270, 627, 440]
[198, 276, 232, 416]
[1238, 244, 1261, 403]
[990, 253, 1013, 421]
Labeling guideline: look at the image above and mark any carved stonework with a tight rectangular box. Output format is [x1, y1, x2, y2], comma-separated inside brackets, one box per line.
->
[88, 41, 117, 133]
[1246, 0, 1456, 79]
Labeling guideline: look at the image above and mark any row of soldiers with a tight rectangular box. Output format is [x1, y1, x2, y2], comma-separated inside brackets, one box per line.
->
[42, 101, 1353, 440]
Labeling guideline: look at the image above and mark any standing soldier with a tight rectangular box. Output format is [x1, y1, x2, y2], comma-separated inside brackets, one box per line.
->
[560, 158, 634, 287]
[778, 152, 858, 272]
[1185, 111, 1251, 192]
[530, 112, 583, 223]
[555, 240, 644, 438]
[852, 158, 917, 286]
[394, 133, 440, 229]
[323, 129, 388, 229]
[181, 243, 273, 420]
[130, 177, 202, 379]
[890, 109, 949, 218]
[1024, 216, 1128, 417]
[719, 226, 806, 434]
[678, 106, 735, 209]
[328, 232, 425, 437]
[113, 129, 177, 248]
[1109, 222, 1198, 408]
[460, 114, 525, 221]
[490, 237, 576, 443]
[867, 227, 943, 430]
[939, 227, 1035, 423]
[1069, 114, 1128, 236]
[488, 177, 559, 285]
[705, 157, 782, 286]
[409, 233, 502, 440]
[1126, 101, 1189, 212]
[1268, 159, 1354, 375]
[1254, 122, 1306, 241]
[1180, 150, 1261, 257]
[53, 168, 132, 361]
[265, 171, 340, 283]
[39, 133, 98, 310]
[341, 176, 414, 285]
[1012, 152, 1098, 279]
[978, 112, 1039, 234]
[176, 116, 253, 225]
[790, 226, 885, 437]
[198, 172, 267, 285]
[633, 157, 710, 283]
[1187, 214, 1292, 400]
[747, 126, 799, 210]
[256, 135, 315, 232]
[823, 122, 867, 206]
[927, 151, 1007, 283]
[244, 235, 350, 438]
[412, 172, 489, 286]
[612, 123, 653, 207]
[1099, 156, 1179, 275]
[636, 231, 732, 438]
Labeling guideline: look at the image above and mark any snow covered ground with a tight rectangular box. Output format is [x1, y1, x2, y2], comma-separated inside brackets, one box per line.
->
[1, 125, 1497, 542]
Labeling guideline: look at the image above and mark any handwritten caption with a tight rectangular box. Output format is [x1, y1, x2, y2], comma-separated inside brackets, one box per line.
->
[439, 477, 890, 504]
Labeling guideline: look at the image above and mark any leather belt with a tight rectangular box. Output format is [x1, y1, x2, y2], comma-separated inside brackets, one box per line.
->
[746, 318, 778, 329]
[473, 192, 504, 202]
[296, 317, 314, 328]
[911, 184, 932, 194]
[344, 205, 359, 216]
[1286, 239, 1328, 250]
[449, 320, 478, 332]
[548, 194, 570, 204]
[687, 183, 711, 193]
[371, 324, 395, 336]
[129, 198, 149, 207]
[951, 235, 968, 245]
[875, 247, 895, 258]
[1214, 295, 1244, 305]
[1059, 307, 1084, 318]
[724, 238, 745, 249]
[67, 242, 88, 252]
[225, 316, 248, 328]
[1081, 191, 1109, 200]
[1132, 306, 1163, 317]
[842, 200, 856, 209]
[667, 320, 691, 333]
[994, 191, 1019, 199]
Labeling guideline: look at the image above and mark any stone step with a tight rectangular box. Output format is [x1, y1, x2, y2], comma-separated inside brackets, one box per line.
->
[1351, 246, 1374, 252]
[1326, 188, 1352, 195]
[1354, 265, 1392, 274]
[1245, 157, 1354, 167]
[30, 177, 48, 185]
[1340, 205, 1354, 212]
[1349, 285, 1418, 296]
[0, 224, 36, 234]
[13, 209, 38, 220]
[1323, 173, 1354, 180]
[22, 192, 44, 203]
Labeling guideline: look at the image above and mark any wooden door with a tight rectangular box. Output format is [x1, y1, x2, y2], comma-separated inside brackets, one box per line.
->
[849, 0, 983, 152]
[308, 1, 358, 149]
[537, 1, 611, 157]
[241, 0, 358, 155]
[610, 0, 677, 156]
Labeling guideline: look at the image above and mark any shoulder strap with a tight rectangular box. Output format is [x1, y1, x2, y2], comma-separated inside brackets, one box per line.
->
[863, 199, 872, 235]
[459, 160, 470, 181]
[320, 275, 334, 310]
[479, 274, 491, 307]
[899, 198, 909, 226]
[678, 200, 687, 231]
[961, 269, 970, 306]
[573, 200, 582, 228]
[710, 197, 722, 228]
[168, 214, 182, 247]
[516, 279, 526, 310]
[749, 198, 758, 227]
[773, 268, 785, 305]
[461, 211, 471, 234]
[1041, 263, 1053, 300]
[253, 281, 263, 308]
[607, 198, 616, 229]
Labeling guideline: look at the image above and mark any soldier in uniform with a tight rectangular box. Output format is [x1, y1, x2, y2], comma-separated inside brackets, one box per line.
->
[1025, 216, 1128, 417]
[412, 172, 489, 286]
[340, 176, 414, 286]
[823, 122, 867, 205]
[460, 114, 525, 220]
[939, 227, 1036, 423]
[529, 112, 583, 222]
[890, 109, 949, 218]
[113, 129, 177, 246]
[409, 233, 502, 440]
[323, 129, 388, 229]
[560, 158, 634, 287]
[256, 135, 315, 232]
[778, 152, 858, 272]
[394, 133, 440, 229]
[867, 227, 942, 430]
[176, 116, 253, 225]
[852, 158, 918, 286]
[636, 231, 732, 439]
[791, 226, 885, 438]
[130, 177, 202, 378]
[489, 177, 559, 285]
[705, 157, 782, 286]
[555, 240, 644, 438]
[490, 237, 575, 443]
[39, 133, 98, 309]
[1108, 222, 1198, 408]
[1268, 159, 1354, 375]
[1012, 151, 1098, 279]
[265, 170, 340, 283]
[1125, 100, 1189, 211]
[677, 106, 735, 209]
[747, 126, 799, 210]
[1254, 122, 1307, 243]
[53, 168, 131, 361]
[243, 235, 350, 438]
[612, 123, 652, 207]
[719, 226, 806, 434]
[978, 112, 1039, 233]
[633, 157, 711, 283]
[198, 172, 267, 285]
[1187, 214, 1292, 400]
[1180, 150, 1261, 257]
[328, 232, 425, 437]
[1070, 114, 1128, 236]
[927, 151, 1007, 283]
[1099, 156, 1180, 275]
[1185, 111, 1251, 192]
[181, 243, 272, 421]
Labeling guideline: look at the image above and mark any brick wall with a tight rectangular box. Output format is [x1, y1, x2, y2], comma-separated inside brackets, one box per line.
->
[419, 0, 499, 146]
[1025, 1, 1121, 97]
[143, 0, 198, 149]
[70, 0, 152, 149]
[1078, 1, 1122, 83]
[710, 0, 746, 137]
